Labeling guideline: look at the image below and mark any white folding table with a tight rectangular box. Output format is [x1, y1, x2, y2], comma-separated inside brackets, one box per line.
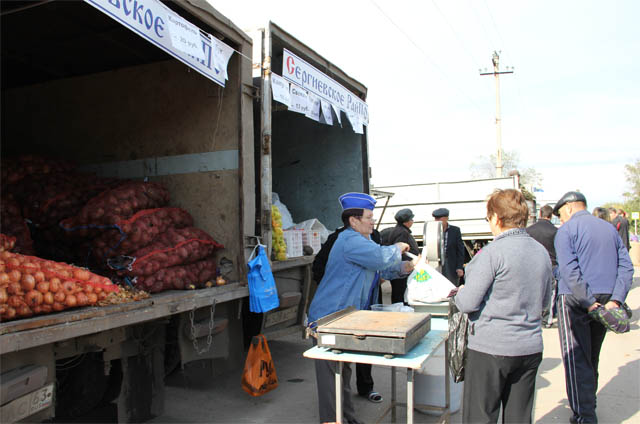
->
[303, 318, 450, 424]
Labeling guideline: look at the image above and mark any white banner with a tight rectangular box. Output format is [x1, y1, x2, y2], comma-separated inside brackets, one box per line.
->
[84, 0, 233, 87]
[332, 103, 343, 126]
[283, 49, 368, 126]
[271, 73, 291, 107]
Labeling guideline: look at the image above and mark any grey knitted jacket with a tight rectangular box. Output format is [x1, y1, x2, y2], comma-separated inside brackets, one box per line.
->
[455, 228, 552, 356]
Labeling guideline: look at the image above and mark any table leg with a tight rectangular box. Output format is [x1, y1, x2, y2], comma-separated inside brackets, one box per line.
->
[445, 341, 450, 409]
[391, 366, 396, 423]
[335, 361, 342, 424]
[407, 368, 414, 424]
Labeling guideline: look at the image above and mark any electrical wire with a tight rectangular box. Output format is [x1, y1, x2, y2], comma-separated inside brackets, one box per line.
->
[467, 0, 496, 59]
[369, 0, 487, 116]
[431, 0, 482, 70]
[482, 0, 513, 64]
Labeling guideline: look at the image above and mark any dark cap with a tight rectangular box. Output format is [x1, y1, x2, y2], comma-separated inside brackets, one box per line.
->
[395, 208, 414, 223]
[432, 208, 449, 218]
[552, 191, 587, 216]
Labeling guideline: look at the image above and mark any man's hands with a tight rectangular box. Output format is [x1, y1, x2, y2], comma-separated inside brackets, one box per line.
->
[456, 269, 464, 278]
[395, 242, 410, 253]
[588, 300, 620, 312]
[402, 254, 421, 273]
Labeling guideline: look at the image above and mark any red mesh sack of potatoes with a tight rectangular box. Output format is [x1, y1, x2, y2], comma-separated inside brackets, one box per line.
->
[0, 251, 118, 321]
[92, 208, 194, 260]
[0, 195, 35, 255]
[125, 227, 223, 277]
[133, 256, 218, 293]
[60, 181, 170, 237]
[1, 155, 74, 189]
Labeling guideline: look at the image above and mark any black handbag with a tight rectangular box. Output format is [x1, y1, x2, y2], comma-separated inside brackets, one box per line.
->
[447, 298, 469, 383]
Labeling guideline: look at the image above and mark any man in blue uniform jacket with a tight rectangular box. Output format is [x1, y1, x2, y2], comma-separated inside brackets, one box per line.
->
[553, 191, 633, 424]
[308, 192, 416, 424]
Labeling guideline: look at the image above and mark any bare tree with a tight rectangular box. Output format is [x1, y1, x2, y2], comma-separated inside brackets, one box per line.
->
[470, 149, 543, 187]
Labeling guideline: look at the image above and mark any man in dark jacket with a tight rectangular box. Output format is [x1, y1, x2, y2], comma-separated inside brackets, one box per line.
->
[382, 208, 420, 303]
[526, 204, 558, 327]
[432, 208, 465, 286]
[610, 208, 630, 250]
[554, 192, 633, 424]
[311, 226, 384, 404]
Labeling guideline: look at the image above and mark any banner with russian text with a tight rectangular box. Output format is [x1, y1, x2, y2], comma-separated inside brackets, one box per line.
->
[84, 0, 233, 87]
[282, 49, 368, 126]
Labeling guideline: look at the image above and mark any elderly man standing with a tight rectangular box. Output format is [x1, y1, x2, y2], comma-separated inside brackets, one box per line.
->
[526, 204, 558, 327]
[384, 208, 420, 303]
[432, 208, 465, 286]
[553, 192, 634, 424]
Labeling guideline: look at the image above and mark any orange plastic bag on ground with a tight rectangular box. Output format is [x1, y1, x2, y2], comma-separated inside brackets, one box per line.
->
[241, 334, 278, 397]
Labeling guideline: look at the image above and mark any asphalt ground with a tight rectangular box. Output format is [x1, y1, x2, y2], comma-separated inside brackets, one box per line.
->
[153, 269, 640, 423]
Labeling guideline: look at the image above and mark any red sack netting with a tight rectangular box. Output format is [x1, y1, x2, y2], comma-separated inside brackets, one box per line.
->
[0, 251, 118, 321]
[0, 195, 35, 255]
[1, 155, 75, 189]
[92, 208, 194, 260]
[60, 181, 170, 237]
[1, 234, 16, 252]
[7, 172, 123, 227]
[124, 227, 223, 277]
[133, 257, 218, 293]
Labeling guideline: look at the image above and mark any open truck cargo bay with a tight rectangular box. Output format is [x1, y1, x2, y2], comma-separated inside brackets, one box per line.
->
[1, 3, 372, 423]
[1, 1, 254, 421]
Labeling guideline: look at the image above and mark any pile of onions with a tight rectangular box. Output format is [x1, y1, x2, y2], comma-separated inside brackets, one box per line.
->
[0, 251, 118, 321]
[134, 257, 218, 293]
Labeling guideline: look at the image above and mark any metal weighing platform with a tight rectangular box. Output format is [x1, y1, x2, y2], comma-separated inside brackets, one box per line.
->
[315, 308, 432, 355]
[305, 317, 450, 423]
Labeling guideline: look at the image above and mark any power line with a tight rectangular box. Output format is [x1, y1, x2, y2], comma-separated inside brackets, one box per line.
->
[369, 0, 487, 116]
[431, 0, 482, 69]
[482, 0, 514, 65]
[467, 0, 495, 54]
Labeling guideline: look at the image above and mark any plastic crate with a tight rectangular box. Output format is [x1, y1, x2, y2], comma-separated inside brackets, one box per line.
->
[302, 230, 322, 254]
[283, 229, 304, 258]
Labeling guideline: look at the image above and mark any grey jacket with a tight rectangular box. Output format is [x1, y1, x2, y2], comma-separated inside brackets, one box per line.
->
[455, 228, 552, 356]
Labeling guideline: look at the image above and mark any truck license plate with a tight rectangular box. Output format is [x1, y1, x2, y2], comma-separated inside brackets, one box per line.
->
[264, 305, 299, 328]
[0, 383, 54, 423]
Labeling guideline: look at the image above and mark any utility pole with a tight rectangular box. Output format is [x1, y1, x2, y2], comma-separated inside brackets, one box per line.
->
[480, 51, 513, 178]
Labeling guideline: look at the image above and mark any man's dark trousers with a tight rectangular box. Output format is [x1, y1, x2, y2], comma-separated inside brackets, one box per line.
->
[557, 294, 609, 423]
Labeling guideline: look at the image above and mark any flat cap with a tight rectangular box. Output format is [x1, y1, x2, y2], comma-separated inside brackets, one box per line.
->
[432, 208, 449, 218]
[394, 208, 414, 223]
[553, 191, 587, 216]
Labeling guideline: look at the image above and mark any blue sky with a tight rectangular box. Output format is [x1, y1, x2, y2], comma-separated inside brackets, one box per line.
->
[210, 0, 639, 208]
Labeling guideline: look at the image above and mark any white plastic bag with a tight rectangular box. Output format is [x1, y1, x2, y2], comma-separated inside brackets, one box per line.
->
[405, 260, 456, 304]
[292, 218, 330, 244]
[272, 193, 294, 229]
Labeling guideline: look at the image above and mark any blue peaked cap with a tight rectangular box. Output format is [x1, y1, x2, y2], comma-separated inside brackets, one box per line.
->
[339, 192, 376, 211]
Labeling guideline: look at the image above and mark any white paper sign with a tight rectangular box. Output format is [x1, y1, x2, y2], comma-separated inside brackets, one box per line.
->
[283, 49, 368, 126]
[332, 104, 343, 126]
[320, 99, 333, 125]
[212, 38, 234, 80]
[289, 85, 309, 114]
[271, 73, 291, 107]
[347, 110, 364, 134]
[305, 92, 321, 122]
[166, 12, 206, 61]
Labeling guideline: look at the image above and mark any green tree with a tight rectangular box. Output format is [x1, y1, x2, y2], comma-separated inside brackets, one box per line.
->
[622, 158, 640, 234]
